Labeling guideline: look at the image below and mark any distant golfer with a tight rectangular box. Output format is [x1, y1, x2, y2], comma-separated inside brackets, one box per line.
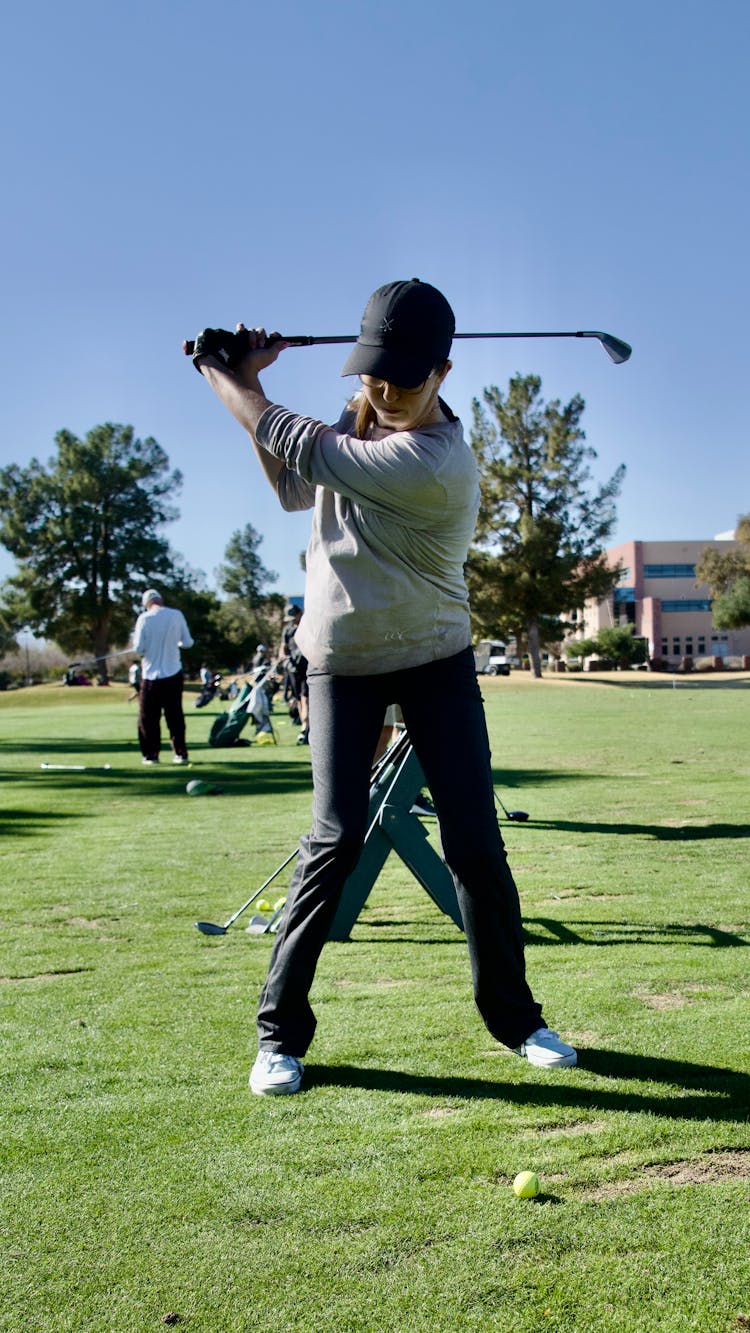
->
[132, 590, 194, 765]
[188, 278, 577, 1095]
[127, 660, 141, 701]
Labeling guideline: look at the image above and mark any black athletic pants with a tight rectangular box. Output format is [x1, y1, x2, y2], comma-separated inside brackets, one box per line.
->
[256, 647, 543, 1055]
[138, 671, 187, 759]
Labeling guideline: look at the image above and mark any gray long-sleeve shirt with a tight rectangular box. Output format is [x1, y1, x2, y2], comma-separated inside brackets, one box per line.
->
[256, 403, 480, 676]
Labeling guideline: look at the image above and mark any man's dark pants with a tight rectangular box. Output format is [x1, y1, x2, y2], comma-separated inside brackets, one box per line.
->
[257, 647, 543, 1056]
[138, 671, 187, 759]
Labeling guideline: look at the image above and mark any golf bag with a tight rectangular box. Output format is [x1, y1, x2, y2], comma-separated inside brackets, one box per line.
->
[195, 672, 222, 708]
[208, 671, 277, 747]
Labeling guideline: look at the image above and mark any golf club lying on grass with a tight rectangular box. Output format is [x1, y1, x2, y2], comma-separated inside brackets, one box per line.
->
[195, 847, 299, 935]
[40, 763, 113, 772]
[494, 790, 530, 822]
[184, 329, 632, 363]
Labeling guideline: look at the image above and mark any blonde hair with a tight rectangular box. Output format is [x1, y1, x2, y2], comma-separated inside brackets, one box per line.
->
[354, 393, 377, 438]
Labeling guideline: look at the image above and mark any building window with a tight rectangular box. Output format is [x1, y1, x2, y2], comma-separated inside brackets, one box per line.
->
[672, 638, 681, 655]
[685, 638, 693, 654]
[661, 638, 668, 655]
[661, 600, 712, 613]
[643, 564, 696, 578]
[698, 637, 706, 654]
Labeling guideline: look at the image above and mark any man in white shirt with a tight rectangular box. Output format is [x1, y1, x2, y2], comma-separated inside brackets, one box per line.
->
[132, 590, 194, 765]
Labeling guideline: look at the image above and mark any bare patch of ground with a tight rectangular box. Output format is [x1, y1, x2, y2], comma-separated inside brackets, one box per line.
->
[584, 1150, 750, 1199]
[0, 967, 91, 984]
[534, 1120, 609, 1138]
[634, 990, 689, 1010]
[633, 982, 723, 1010]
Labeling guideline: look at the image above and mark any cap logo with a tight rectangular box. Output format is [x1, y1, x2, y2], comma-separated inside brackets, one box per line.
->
[380, 316, 394, 334]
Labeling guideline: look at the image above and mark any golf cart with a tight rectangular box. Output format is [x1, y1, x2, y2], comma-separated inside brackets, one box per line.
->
[474, 640, 512, 676]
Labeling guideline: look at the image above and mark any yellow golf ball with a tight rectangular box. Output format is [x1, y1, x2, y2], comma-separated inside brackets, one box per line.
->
[513, 1170, 540, 1198]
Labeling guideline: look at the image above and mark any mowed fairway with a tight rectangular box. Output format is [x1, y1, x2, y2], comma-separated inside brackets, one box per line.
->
[1, 674, 749, 1333]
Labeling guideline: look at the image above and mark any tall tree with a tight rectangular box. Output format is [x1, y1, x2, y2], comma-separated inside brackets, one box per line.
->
[696, 514, 750, 629]
[0, 423, 181, 675]
[216, 524, 278, 606]
[468, 374, 625, 676]
[215, 524, 281, 655]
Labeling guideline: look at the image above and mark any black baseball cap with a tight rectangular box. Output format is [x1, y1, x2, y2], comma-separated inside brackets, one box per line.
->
[341, 279, 455, 389]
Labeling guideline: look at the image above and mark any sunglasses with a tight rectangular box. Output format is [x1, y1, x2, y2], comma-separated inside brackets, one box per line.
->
[359, 372, 434, 395]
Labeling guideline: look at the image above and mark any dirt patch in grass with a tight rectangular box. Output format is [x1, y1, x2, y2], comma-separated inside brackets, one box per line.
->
[0, 967, 92, 983]
[633, 983, 723, 1010]
[634, 990, 688, 1010]
[535, 1120, 608, 1138]
[644, 1151, 750, 1183]
[585, 1150, 750, 1199]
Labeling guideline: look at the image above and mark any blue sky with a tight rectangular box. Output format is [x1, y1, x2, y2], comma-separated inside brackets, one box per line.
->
[1, 0, 748, 601]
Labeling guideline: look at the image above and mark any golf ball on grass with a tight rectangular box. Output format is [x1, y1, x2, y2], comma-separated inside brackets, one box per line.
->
[512, 1171, 540, 1198]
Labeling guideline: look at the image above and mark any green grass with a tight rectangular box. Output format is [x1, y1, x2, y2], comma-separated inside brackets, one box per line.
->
[1, 675, 749, 1332]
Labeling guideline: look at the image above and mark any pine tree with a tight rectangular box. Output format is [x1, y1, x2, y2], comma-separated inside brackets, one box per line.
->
[468, 374, 625, 677]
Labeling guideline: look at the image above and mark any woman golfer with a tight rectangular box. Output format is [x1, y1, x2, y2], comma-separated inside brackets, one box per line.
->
[189, 278, 576, 1094]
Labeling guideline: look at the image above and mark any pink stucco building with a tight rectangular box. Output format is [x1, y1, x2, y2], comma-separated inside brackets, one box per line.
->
[570, 538, 750, 664]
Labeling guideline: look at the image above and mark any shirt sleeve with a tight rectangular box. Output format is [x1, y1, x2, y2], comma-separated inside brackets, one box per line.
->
[132, 613, 146, 653]
[276, 469, 317, 513]
[256, 404, 446, 516]
[179, 614, 194, 649]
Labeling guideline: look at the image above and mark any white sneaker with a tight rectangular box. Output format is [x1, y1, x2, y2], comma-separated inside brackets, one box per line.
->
[249, 1051, 304, 1096]
[172, 754, 189, 765]
[515, 1027, 577, 1068]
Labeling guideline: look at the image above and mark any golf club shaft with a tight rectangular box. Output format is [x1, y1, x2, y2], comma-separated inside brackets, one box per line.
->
[184, 330, 631, 363]
[69, 647, 137, 669]
[494, 791, 512, 819]
[223, 847, 299, 929]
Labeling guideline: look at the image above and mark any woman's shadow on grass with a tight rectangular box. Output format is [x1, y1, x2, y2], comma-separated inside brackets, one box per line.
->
[308, 1050, 750, 1122]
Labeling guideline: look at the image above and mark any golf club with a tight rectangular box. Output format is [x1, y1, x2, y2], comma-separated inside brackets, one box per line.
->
[184, 329, 631, 363]
[494, 790, 530, 822]
[195, 847, 299, 935]
[68, 648, 137, 671]
[40, 763, 113, 772]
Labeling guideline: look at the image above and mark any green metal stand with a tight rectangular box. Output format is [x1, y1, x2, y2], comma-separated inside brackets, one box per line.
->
[327, 733, 463, 941]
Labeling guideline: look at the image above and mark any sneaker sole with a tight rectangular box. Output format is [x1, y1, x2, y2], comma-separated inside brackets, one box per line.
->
[521, 1051, 578, 1069]
[249, 1076, 303, 1096]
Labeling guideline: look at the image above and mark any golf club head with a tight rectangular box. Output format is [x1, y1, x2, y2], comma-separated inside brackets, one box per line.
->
[598, 333, 632, 364]
[245, 915, 271, 935]
[508, 811, 530, 822]
[195, 921, 227, 935]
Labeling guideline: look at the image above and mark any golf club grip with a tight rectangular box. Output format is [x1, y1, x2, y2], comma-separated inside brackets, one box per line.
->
[183, 334, 343, 356]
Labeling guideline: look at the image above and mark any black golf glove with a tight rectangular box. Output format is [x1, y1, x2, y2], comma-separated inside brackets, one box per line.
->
[191, 327, 241, 374]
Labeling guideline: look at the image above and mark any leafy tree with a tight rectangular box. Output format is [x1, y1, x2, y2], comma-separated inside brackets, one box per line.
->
[211, 593, 286, 668]
[567, 624, 647, 668]
[216, 524, 278, 607]
[696, 514, 750, 628]
[468, 374, 625, 677]
[0, 423, 181, 677]
[215, 524, 284, 662]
